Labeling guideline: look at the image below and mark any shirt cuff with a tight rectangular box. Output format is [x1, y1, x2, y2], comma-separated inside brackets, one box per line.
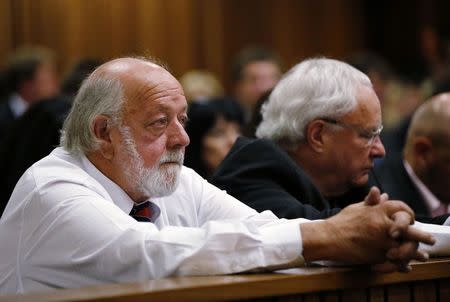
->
[258, 218, 305, 268]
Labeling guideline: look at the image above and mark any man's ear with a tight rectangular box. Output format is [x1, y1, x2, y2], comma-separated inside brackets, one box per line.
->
[91, 115, 114, 160]
[306, 120, 326, 153]
[412, 136, 434, 168]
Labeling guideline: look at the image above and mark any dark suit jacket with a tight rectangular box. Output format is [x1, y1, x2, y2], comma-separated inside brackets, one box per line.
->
[211, 137, 447, 224]
[369, 153, 449, 224]
[0, 99, 16, 146]
[0, 96, 72, 215]
[210, 137, 341, 220]
[370, 152, 428, 214]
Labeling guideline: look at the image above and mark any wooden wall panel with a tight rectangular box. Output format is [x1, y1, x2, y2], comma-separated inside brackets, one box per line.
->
[135, 0, 168, 60]
[1, 0, 365, 91]
[0, 0, 13, 65]
[219, 0, 364, 89]
[197, 0, 226, 78]
[165, 0, 200, 76]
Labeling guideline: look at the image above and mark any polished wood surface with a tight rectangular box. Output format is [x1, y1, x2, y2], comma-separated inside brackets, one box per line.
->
[1, 257, 450, 302]
[2, 1, 450, 92]
[1, 0, 365, 89]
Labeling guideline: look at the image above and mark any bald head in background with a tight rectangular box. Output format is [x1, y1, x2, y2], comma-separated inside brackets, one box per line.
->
[404, 93, 450, 203]
[370, 92, 450, 219]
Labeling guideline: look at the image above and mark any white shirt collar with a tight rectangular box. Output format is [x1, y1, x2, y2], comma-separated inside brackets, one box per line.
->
[8, 94, 28, 118]
[403, 160, 447, 214]
[80, 154, 134, 214]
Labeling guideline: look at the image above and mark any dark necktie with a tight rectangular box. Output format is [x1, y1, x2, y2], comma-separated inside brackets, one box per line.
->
[130, 200, 160, 223]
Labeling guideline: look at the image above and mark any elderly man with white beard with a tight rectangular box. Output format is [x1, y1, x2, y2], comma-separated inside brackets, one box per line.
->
[0, 57, 438, 294]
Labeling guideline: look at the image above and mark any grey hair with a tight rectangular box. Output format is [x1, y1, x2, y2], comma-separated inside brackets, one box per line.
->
[256, 57, 372, 148]
[60, 71, 124, 155]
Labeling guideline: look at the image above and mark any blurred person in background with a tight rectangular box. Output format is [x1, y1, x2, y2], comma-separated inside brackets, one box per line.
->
[0, 58, 101, 215]
[419, 25, 450, 82]
[179, 70, 224, 103]
[371, 93, 450, 218]
[381, 73, 448, 158]
[378, 24, 450, 158]
[0, 46, 59, 144]
[231, 46, 283, 122]
[184, 97, 244, 179]
[242, 89, 272, 138]
[60, 58, 103, 98]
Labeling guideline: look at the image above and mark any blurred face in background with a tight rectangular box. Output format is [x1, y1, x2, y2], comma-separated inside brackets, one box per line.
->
[202, 116, 241, 173]
[235, 61, 281, 113]
[29, 62, 59, 103]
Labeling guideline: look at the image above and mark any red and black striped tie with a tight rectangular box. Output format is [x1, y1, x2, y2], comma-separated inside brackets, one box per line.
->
[130, 201, 160, 223]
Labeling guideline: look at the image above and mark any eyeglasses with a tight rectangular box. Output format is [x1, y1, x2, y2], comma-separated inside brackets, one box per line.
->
[322, 118, 383, 146]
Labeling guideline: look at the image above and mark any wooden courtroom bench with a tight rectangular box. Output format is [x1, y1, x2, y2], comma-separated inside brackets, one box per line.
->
[1, 257, 450, 302]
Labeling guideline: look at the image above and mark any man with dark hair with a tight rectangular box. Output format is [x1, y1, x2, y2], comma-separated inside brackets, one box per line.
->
[231, 47, 282, 121]
[0, 57, 100, 213]
[0, 46, 59, 143]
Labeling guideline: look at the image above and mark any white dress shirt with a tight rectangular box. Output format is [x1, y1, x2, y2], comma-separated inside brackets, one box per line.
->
[404, 160, 450, 216]
[0, 148, 305, 294]
[8, 94, 29, 118]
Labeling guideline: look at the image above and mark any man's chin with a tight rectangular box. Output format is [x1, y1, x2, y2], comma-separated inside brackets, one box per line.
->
[352, 174, 369, 187]
[143, 179, 180, 198]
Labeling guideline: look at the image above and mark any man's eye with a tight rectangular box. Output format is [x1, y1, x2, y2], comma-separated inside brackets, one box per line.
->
[360, 132, 373, 140]
[179, 116, 189, 127]
[150, 118, 168, 128]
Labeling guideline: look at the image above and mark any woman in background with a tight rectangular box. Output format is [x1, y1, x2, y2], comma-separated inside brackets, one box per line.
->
[184, 97, 244, 179]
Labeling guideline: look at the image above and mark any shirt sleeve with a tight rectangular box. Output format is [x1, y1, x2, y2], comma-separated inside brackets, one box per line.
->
[20, 177, 304, 289]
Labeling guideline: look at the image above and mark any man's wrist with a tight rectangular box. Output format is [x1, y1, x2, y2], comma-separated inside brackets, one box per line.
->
[300, 220, 337, 262]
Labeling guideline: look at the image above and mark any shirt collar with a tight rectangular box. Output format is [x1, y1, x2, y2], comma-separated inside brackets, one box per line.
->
[403, 160, 446, 213]
[8, 94, 29, 117]
[80, 154, 134, 214]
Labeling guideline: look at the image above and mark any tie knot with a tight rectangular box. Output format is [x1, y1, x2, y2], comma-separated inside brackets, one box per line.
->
[130, 200, 160, 223]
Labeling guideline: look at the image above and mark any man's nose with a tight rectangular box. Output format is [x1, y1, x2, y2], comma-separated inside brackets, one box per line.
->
[371, 135, 385, 158]
[168, 120, 190, 148]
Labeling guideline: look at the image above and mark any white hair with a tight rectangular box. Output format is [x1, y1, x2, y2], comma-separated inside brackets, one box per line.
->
[60, 71, 124, 155]
[120, 125, 183, 198]
[256, 57, 372, 148]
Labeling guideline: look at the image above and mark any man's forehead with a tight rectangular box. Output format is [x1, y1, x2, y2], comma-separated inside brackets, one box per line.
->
[344, 87, 381, 124]
[94, 58, 166, 87]
[101, 58, 160, 72]
[430, 94, 450, 117]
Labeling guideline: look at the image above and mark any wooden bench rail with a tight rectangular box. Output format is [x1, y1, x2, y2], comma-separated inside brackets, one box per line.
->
[1, 258, 450, 302]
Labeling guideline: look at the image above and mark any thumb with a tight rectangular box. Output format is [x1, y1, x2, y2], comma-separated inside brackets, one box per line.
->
[364, 186, 381, 206]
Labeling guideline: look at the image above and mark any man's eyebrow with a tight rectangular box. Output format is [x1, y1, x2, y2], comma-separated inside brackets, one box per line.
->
[147, 102, 188, 115]
[369, 123, 383, 131]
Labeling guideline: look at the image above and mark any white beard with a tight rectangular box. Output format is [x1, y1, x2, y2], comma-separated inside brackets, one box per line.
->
[120, 126, 183, 198]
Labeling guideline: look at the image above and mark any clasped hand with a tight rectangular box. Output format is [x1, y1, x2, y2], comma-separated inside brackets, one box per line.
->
[326, 187, 436, 273]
